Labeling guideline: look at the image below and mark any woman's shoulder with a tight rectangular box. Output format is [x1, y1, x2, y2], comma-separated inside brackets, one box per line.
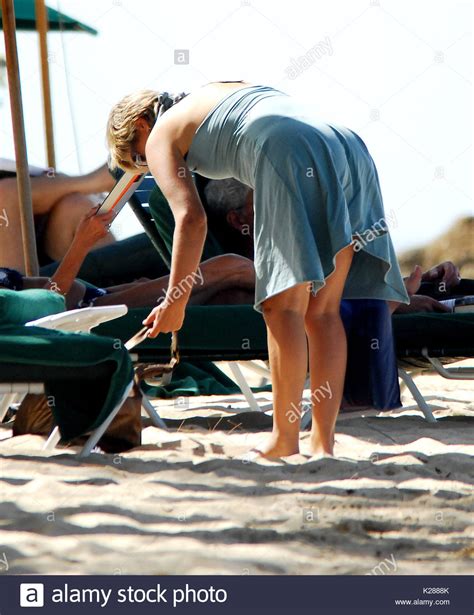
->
[151, 82, 253, 151]
[168, 81, 252, 116]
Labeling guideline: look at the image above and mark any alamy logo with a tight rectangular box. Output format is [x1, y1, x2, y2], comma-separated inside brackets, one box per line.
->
[20, 583, 45, 607]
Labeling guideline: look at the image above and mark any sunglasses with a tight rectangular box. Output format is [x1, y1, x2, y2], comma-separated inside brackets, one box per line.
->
[133, 153, 148, 168]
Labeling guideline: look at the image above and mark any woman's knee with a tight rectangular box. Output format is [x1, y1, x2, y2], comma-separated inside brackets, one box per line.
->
[262, 304, 308, 331]
[262, 283, 309, 319]
[46, 193, 94, 241]
[304, 308, 342, 334]
[49, 192, 95, 220]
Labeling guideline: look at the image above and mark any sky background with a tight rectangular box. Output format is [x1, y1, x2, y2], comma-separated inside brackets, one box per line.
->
[0, 0, 472, 250]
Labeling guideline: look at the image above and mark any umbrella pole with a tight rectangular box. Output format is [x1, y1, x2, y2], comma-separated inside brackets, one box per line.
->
[1, 0, 39, 276]
[35, 0, 56, 171]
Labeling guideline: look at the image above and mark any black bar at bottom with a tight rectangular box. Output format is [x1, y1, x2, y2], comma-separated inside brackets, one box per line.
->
[0, 575, 472, 614]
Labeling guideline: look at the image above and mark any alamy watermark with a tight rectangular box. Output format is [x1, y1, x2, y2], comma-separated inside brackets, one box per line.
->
[286, 380, 332, 424]
[352, 210, 397, 252]
[157, 267, 204, 306]
[366, 553, 398, 576]
[285, 36, 333, 80]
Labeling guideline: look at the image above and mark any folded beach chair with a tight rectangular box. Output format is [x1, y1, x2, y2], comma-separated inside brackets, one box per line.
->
[0, 289, 135, 457]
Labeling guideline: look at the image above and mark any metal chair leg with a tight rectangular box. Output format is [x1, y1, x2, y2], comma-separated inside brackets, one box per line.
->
[78, 382, 134, 458]
[398, 368, 437, 423]
[227, 362, 263, 412]
[0, 393, 18, 423]
[141, 394, 168, 430]
[43, 426, 61, 450]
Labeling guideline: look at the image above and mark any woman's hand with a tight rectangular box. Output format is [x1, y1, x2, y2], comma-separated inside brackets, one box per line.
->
[46, 206, 115, 302]
[73, 206, 115, 251]
[143, 300, 186, 338]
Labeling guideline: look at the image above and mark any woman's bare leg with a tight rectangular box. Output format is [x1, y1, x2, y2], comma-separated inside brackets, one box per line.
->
[43, 193, 115, 262]
[257, 283, 310, 458]
[305, 245, 354, 456]
[0, 165, 113, 215]
[0, 164, 114, 271]
[36, 164, 114, 211]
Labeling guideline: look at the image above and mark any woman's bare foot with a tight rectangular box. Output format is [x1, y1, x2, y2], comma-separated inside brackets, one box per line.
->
[80, 164, 115, 195]
[254, 433, 300, 459]
[309, 430, 335, 457]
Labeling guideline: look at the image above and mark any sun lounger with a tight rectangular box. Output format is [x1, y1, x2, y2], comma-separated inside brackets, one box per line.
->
[393, 311, 474, 421]
[0, 289, 134, 457]
[95, 301, 399, 418]
[96, 304, 474, 422]
[0, 325, 134, 457]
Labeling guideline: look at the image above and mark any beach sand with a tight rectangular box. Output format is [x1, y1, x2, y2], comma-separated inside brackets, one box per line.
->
[0, 362, 472, 575]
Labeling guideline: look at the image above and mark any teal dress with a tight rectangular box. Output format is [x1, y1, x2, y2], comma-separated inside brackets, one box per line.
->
[186, 85, 409, 312]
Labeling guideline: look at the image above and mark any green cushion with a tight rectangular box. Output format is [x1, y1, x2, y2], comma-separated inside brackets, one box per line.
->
[393, 312, 474, 357]
[96, 306, 474, 361]
[0, 288, 65, 326]
[96, 305, 268, 361]
[0, 325, 133, 441]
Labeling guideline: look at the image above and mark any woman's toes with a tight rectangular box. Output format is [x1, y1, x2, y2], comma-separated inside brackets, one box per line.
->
[254, 437, 300, 459]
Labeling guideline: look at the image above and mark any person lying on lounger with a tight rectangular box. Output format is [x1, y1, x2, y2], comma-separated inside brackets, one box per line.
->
[396, 262, 473, 313]
[0, 160, 115, 270]
[0, 206, 255, 310]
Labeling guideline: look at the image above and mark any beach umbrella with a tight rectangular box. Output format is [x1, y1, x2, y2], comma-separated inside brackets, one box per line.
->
[0, 0, 97, 275]
[1, 0, 98, 33]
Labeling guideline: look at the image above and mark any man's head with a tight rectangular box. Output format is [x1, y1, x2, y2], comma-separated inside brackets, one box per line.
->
[204, 178, 253, 235]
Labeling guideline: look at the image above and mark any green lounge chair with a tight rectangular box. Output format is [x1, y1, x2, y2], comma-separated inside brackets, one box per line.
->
[0, 289, 134, 457]
[394, 311, 474, 421]
[96, 305, 474, 422]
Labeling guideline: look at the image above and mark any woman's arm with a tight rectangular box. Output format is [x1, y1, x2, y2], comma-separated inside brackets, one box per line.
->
[45, 207, 114, 297]
[143, 135, 207, 336]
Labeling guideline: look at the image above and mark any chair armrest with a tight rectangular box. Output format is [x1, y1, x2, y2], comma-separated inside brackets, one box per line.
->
[26, 305, 128, 333]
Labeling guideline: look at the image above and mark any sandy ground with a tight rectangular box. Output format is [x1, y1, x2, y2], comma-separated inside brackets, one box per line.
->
[0, 361, 473, 575]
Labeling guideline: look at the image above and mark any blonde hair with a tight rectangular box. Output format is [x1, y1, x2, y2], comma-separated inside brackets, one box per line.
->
[106, 89, 188, 172]
[106, 89, 159, 172]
